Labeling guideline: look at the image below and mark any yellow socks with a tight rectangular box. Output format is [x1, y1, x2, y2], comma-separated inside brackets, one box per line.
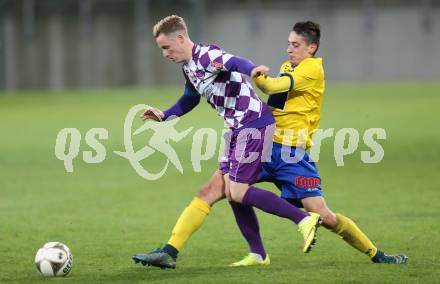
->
[167, 197, 211, 251]
[332, 213, 378, 258]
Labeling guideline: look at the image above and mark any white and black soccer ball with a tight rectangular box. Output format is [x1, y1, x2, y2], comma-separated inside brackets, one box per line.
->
[35, 242, 73, 277]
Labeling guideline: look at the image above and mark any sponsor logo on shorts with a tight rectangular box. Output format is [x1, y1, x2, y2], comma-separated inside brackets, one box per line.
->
[295, 176, 321, 190]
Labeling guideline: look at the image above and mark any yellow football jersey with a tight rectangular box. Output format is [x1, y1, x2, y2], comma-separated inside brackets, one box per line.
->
[253, 57, 325, 148]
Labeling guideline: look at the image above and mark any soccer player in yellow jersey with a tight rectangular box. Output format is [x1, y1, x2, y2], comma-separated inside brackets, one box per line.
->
[229, 21, 408, 266]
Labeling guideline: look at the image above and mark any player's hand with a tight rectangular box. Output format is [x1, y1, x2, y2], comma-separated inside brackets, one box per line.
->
[140, 107, 164, 122]
[251, 65, 270, 78]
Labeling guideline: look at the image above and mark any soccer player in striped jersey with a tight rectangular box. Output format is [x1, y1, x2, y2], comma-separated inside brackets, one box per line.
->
[230, 21, 408, 266]
[132, 15, 320, 269]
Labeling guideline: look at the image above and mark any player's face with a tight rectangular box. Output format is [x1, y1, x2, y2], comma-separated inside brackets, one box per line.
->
[156, 33, 186, 64]
[286, 31, 316, 65]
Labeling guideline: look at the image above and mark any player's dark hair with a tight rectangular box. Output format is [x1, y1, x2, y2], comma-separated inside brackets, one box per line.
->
[293, 21, 320, 55]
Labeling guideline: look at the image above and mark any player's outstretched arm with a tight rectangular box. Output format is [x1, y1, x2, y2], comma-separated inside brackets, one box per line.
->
[252, 74, 292, 95]
[208, 45, 261, 77]
[251, 65, 270, 77]
[223, 55, 258, 77]
[219, 50, 292, 95]
[140, 87, 201, 122]
[163, 86, 201, 120]
[140, 107, 164, 121]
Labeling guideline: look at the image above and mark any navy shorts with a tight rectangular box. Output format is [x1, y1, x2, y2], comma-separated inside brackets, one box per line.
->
[259, 142, 323, 207]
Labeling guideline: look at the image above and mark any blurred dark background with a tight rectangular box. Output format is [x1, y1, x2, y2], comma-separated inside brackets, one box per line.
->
[0, 0, 438, 90]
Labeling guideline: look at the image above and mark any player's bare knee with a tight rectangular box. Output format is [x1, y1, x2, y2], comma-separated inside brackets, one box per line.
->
[320, 211, 337, 228]
[224, 187, 232, 201]
[209, 187, 225, 204]
[196, 185, 211, 203]
[229, 189, 244, 203]
[229, 191, 241, 203]
[197, 183, 222, 205]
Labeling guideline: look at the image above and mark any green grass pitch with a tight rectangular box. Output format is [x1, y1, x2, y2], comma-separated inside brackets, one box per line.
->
[1, 83, 439, 283]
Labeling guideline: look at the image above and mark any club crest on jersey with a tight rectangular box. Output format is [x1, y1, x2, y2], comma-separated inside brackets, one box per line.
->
[282, 65, 294, 73]
[195, 69, 205, 78]
[210, 61, 224, 70]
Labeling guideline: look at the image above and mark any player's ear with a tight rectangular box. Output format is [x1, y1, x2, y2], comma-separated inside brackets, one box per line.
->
[308, 43, 318, 55]
[176, 33, 185, 44]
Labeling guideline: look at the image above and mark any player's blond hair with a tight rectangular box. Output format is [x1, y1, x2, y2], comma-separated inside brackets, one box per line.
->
[153, 15, 188, 38]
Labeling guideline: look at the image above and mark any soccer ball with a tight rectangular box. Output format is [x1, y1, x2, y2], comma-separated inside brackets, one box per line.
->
[35, 242, 73, 277]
